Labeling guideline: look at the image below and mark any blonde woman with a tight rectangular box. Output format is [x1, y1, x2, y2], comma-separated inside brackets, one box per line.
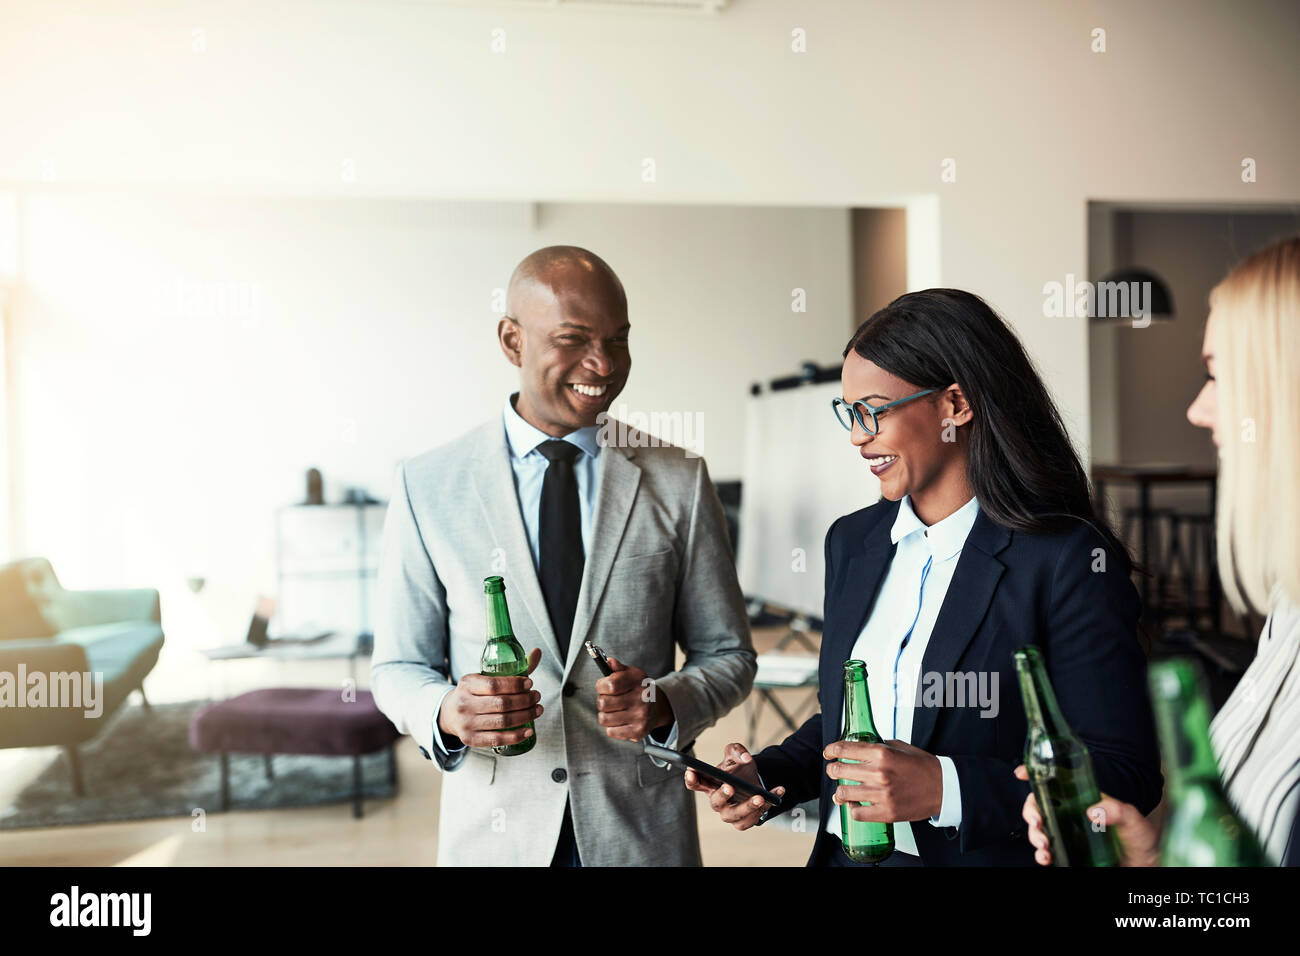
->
[1020, 235, 1300, 866]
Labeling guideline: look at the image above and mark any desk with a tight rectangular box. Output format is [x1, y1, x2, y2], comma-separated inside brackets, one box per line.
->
[745, 654, 820, 750]
[201, 632, 369, 683]
[1091, 463, 1218, 627]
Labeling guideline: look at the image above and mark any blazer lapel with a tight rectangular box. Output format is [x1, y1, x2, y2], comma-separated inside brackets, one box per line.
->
[468, 422, 563, 668]
[565, 442, 641, 676]
[909, 511, 1011, 751]
[822, 503, 899, 735]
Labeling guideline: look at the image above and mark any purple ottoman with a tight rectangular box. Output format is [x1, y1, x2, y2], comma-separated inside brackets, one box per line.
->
[189, 688, 401, 818]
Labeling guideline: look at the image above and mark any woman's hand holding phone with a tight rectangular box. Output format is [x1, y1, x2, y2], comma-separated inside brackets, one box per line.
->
[684, 742, 786, 831]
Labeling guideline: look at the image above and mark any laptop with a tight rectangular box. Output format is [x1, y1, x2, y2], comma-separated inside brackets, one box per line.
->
[202, 597, 335, 659]
[245, 595, 276, 647]
[247, 596, 332, 646]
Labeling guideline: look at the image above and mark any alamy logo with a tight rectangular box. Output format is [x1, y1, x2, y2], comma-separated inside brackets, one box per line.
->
[1042, 274, 1154, 328]
[914, 670, 1000, 718]
[50, 886, 151, 936]
[0, 667, 104, 718]
[596, 407, 703, 459]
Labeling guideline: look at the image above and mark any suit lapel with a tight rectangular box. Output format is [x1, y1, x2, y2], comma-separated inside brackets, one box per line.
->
[822, 503, 899, 737]
[468, 422, 563, 667]
[909, 511, 1011, 750]
[566, 443, 641, 676]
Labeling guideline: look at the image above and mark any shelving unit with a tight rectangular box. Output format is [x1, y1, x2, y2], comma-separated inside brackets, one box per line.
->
[274, 502, 386, 644]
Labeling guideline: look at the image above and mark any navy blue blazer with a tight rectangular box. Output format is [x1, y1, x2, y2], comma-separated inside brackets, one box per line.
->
[754, 498, 1163, 866]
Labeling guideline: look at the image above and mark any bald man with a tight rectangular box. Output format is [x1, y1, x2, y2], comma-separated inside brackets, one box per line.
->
[371, 246, 756, 866]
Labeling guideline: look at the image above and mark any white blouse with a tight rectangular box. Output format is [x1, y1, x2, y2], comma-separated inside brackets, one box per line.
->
[1210, 595, 1300, 865]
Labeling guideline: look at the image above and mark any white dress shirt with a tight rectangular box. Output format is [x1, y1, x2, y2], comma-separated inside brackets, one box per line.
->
[432, 393, 679, 754]
[825, 494, 979, 856]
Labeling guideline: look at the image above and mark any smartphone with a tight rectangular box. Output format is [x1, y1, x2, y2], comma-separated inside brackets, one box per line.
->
[643, 743, 781, 806]
[584, 640, 613, 676]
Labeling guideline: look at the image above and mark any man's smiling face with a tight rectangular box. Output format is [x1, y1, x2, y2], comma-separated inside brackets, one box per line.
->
[501, 250, 631, 436]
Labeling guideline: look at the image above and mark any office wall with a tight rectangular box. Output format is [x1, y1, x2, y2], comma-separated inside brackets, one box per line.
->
[1, 0, 1298, 638]
[5, 193, 852, 647]
[1087, 206, 1300, 525]
[1114, 210, 1300, 468]
[3, 0, 1295, 465]
[852, 207, 909, 325]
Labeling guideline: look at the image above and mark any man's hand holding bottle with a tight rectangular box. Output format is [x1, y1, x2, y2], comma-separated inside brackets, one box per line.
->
[438, 647, 544, 749]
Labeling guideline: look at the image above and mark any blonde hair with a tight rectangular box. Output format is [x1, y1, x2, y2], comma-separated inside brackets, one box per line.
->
[1212, 235, 1300, 614]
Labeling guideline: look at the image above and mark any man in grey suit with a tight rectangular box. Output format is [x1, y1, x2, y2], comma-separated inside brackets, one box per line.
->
[371, 245, 756, 866]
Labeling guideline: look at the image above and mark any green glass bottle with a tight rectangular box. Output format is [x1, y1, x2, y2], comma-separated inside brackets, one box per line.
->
[1150, 658, 1270, 866]
[480, 575, 535, 757]
[1014, 646, 1119, 866]
[838, 660, 894, 864]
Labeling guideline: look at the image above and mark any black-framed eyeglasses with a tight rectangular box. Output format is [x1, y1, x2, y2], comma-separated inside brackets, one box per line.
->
[831, 389, 937, 435]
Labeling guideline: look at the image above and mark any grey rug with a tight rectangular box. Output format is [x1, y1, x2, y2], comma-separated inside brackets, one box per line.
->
[0, 701, 396, 830]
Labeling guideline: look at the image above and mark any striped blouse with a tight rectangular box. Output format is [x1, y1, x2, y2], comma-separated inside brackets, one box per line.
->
[1209, 595, 1300, 865]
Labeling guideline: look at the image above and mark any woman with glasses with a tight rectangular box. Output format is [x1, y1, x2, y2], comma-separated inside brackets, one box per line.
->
[1020, 236, 1300, 867]
[686, 288, 1163, 866]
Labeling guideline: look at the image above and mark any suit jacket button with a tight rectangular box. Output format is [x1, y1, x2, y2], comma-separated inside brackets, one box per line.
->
[562, 682, 576, 698]
[552, 768, 567, 783]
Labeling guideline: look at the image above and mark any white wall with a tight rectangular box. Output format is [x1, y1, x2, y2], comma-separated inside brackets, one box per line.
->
[3, 0, 1293, 451]
[1, 0, 1297, 640]
[6, 192, 852, 648]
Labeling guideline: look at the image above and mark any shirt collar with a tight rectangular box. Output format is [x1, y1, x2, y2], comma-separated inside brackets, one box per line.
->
[502, 392, 600, 461]
[890, 495, 981, 561]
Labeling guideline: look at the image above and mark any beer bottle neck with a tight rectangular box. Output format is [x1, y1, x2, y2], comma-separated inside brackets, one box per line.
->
[1154, 684, 1221, 792]
[1015, 652, 1070, 737]
[485, 591, 514, 639]
[843, 669, 879, 737]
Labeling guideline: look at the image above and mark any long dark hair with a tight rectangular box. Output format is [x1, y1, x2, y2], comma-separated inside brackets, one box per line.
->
[844, 288, 1130, 570]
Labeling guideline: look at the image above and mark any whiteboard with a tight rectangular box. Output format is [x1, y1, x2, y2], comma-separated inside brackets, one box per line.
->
[736, 381, 881, 619]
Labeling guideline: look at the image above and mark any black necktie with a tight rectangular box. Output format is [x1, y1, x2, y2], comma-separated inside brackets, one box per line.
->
[536, 440, 585, 659]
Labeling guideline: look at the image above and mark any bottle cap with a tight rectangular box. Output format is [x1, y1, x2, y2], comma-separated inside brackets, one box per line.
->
[1149, 657, 1200, 700]
[1013, 645, 1041, 667]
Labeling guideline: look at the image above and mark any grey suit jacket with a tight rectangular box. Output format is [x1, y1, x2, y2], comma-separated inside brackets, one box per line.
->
[370, 417, 756, 866]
